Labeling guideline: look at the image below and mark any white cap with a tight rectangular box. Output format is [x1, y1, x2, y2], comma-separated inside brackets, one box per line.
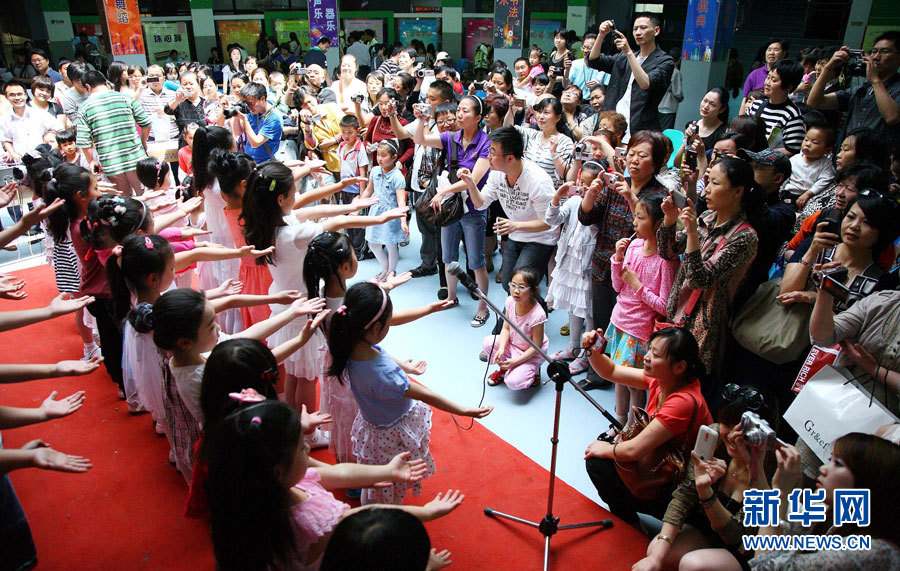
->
[436, 51, 449, 62]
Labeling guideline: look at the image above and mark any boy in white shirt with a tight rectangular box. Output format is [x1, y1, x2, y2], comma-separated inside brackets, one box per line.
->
[780, 123, 836, 209]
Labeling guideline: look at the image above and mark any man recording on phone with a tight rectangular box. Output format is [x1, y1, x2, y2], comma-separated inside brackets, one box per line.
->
[807, 31, 900, 149]
[230, 82, 282, 164]
[587, 14, 674, 142]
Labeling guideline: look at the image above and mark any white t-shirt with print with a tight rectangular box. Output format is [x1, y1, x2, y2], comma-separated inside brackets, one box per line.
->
[477, 159, 558, 245]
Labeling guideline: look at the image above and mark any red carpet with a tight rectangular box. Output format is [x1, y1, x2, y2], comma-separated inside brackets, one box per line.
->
[1, 265, 648, 569]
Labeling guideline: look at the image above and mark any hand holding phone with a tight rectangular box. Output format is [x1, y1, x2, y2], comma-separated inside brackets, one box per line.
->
[693, 425, 718, 462]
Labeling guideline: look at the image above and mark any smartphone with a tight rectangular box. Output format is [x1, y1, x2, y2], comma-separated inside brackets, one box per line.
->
[822, 214, 841, 238]
[671, 188, 688, 209]
[693, 425, 718, 462]
[684, 147, 698, 169]
[567, 185, 585, 197]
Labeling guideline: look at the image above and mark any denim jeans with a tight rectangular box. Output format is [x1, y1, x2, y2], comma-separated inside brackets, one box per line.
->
[441, 210, 487, 270]
[500, 239, 555, 293]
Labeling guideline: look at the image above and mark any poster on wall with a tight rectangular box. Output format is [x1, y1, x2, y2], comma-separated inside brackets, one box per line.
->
[143, 22, 191, 64]
[398, 19, 439, 50]
[217, 20, 262, 60]
[528, 20, 562, 56]
[100, 0, 144, 56]
[274, 19, 310, 51]
[309, 0, 339, 47]
[713, 0, 737, 61]
[343, 19, 384, 44]
[682, 0, 720, 62]
[863, 25, 900, 50]
[493, 0, 523, 49]
[465, 19, 493, 60]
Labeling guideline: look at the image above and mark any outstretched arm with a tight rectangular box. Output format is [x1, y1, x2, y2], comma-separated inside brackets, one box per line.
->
[0, 294, 94, 333]
[390, 300, 455, 326]
[404, 382, 493, 418]
[0, 359, 102, 384]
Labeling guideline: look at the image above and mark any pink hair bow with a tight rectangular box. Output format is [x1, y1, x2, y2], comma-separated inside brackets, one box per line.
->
[144, 236, 154, 249]
[228, 388, 266, 404]
[335, 305, 347, 315]
[111, 245, 123, 257]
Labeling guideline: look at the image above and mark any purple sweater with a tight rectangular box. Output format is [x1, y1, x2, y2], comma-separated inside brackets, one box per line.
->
[610, 239, 679, 341]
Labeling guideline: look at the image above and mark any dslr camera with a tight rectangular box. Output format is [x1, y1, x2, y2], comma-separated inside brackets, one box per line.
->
[845, 49, 867, 78]
[351, 93, 365, 104]
[739, 411, 780, 451]
[222, 101, 251, 118]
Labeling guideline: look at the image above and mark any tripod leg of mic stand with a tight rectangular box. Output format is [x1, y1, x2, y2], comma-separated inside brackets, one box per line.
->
[483, 507, 540, 528]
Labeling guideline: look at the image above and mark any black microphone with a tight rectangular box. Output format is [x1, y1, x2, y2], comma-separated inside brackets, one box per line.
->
[446, 262, 483, 297]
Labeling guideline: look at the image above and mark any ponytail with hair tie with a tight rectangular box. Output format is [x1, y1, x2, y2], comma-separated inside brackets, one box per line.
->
[131, 302, 155, 333]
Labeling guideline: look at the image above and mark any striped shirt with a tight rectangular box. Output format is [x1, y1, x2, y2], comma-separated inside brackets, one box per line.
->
[515, 126, 574, 189]
[747, 98, 806, 155]
[138, 87, 179, 141]
[76, 90, 152, 176]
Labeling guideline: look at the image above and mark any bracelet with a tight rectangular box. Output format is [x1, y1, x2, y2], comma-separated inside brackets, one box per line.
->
[656, 534, 674, 544]
[612, 442, 621, 460]
[799, 259, 812, 269]
[699, 493, 717, 508]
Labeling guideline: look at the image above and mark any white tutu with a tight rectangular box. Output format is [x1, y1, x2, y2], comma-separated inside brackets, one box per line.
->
[268, 305, 326, 379]
[122, 322, 167, 423]
[351, 400, 435, 505]
[546, 252, 592, 319]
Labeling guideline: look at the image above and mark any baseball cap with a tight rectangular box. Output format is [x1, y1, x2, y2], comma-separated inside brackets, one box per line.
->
[436, 51, 450, 62]
[739, 148, 792, 179]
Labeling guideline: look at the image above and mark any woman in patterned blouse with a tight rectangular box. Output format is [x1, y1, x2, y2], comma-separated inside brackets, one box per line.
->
[658, 157, 760, 399]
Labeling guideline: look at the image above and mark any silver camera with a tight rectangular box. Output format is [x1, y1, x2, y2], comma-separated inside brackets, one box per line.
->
[739, 411, 777, 451]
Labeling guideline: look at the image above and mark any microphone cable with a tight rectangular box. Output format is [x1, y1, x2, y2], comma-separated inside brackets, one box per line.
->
[449, 309, 500, 431]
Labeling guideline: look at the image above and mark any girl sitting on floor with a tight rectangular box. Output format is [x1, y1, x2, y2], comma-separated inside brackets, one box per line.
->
[481, 267, 549, 390]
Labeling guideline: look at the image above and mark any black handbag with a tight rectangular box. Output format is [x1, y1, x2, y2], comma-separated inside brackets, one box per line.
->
[415, 137, 464, 227]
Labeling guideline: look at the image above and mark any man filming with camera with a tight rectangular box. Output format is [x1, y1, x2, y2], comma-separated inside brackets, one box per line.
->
[808, 31, 900, 148]
[230, 82, 283, 164]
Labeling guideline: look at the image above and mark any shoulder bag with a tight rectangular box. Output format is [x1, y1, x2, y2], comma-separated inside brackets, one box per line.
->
[614, 393, 699, 501]
[414, 134, 465, 227]
[732, 278, 813, 364]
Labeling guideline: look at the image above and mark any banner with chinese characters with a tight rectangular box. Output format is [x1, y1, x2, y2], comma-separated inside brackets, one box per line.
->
[309, 0, 339, 47]
[217, 20, 262, 61]
[398, 19, 439, 51]
[100, 0, 145, 57]
[274, 19, 311, 52]
[143, 22, 191, 64]
[465, 19, 492, 60]
[493, 0, 523, 50]
[682, 0, 727, 62]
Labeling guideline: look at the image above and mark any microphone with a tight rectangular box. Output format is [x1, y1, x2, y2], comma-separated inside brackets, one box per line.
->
[446, 262, 483, 297]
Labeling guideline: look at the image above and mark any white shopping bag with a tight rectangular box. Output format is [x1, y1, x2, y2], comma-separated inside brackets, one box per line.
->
[785, 365, 899, 463]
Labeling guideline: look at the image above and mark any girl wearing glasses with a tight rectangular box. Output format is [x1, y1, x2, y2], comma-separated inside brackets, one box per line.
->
[481, 266, 549, 389]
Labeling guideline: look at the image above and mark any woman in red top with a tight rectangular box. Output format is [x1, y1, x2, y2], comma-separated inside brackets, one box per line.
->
[363, 88, 414, 175]
[582, 326, 713, 532]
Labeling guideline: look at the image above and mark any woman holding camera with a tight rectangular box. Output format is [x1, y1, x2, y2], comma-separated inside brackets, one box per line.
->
[294, 86, 344, 178]
[583, 327, 713, 532]
[674, 88, 730, 168]
[502, 97, 573, 189]
[779, 194, 899, 313]
[334, 54, 367, 114]
[660, 157, 761, 385]
[632, 385, 779, 570]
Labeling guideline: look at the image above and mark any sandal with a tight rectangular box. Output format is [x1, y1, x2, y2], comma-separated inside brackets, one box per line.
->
[488, 369, 505, 386]
[569, 357, 590, 375]
[470, 312, 489, 327]
[550, 348, 578, 362]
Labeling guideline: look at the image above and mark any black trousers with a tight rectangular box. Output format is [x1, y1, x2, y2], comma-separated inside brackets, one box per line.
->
[585, 456, 670, 530]
[87, 298, 124, 392]
[585, 281, 618, 381]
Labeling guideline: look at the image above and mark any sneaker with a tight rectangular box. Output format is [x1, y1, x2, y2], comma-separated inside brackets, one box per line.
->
[479, 351, 488, 362]
[488, 369, 505, 386]
[410, 265, 438, 278]
[306, 427, 330, 449]
[346, 488, 362, 499]
[437, 287, 449, 300]
[560, 324, 570, 336]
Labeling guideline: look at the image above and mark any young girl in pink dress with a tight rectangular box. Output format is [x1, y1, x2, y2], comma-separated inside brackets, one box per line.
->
[206, 400, 465, 569]
[607, 193, 679, 432]
[482, 267, 549, 390]
[327, 282, 492, 505]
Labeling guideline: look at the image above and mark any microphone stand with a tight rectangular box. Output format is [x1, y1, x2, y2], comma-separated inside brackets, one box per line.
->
[450, 266, 621, 570]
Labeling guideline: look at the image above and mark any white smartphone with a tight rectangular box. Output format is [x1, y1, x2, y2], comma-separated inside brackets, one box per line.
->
[693, 425, 718, 462]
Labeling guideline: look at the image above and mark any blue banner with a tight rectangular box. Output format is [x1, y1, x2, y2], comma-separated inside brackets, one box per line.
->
[682, 0, 720, 62]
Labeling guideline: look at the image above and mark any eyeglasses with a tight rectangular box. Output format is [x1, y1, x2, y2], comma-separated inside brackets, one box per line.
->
[722, 383, 763, 410]
[508, 282, 530, 292]
[867, 48, 898, 57]
[436, 118, 455, 126]
[489, 148, 512, 158]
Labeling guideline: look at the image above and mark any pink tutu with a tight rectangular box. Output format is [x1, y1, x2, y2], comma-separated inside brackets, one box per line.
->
[350, 400, 435, 505]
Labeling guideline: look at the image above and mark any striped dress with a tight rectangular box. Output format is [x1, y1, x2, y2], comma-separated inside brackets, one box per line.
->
[515, 126, 573, 189]
[41, 220, 81, 293]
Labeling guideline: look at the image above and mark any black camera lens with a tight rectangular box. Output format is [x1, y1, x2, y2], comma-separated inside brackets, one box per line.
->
[12, 167, 25, 181]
